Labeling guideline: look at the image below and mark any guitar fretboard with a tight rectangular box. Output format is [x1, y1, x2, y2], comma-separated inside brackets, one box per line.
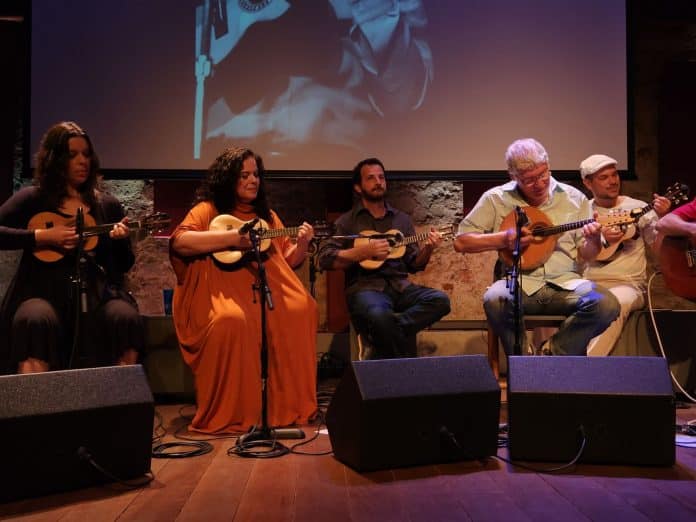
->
[533, 219, 595, 237]
[81, 220, 151, 238]
[258, 226, 299, 239]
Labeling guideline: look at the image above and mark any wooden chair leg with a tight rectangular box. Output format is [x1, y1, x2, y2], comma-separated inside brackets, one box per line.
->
[487, 326, 500, 380]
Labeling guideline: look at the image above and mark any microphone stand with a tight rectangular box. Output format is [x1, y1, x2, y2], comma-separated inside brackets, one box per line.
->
[507, 207, 527, 356]
[235, 223, 303, 457]
[68, 207, 89, 369]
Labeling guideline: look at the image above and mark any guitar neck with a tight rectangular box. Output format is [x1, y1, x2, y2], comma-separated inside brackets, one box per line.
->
[258, 226, 299, 240]
[402, 231, 431, 246]
[630, 203, 653, 222]
[534, 218, 595, 237]
[82, 220, 146, 238]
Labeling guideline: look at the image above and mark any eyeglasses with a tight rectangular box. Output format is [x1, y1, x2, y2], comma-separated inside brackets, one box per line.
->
[516, 169, 550, 188]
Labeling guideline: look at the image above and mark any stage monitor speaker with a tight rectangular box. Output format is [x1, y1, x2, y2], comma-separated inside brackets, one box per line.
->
[508, 356, 675, 466]
[0, 365, 154, 502]
[326, 355, 500, 472]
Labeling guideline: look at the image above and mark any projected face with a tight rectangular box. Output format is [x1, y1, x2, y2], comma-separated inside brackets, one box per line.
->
[356, 163, 387, 203]
[515, 163, 551, 207]
[583, 165, 620, 202]
[66, 137, 92, 189]
[236, 156, 260, 204]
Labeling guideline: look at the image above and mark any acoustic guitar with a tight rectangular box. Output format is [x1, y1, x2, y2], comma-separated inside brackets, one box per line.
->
[29, 211, 171, 262]
[655, 234, 696, 300]
[595, 182, 689, 261]
[209, 214, 333, 265]
[498, 206, 636, 270]
[356, 225, 455, 270]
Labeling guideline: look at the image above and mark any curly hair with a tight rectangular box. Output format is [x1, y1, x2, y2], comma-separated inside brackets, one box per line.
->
[33, 121, 99, 210]
[195, 146, 271, 220]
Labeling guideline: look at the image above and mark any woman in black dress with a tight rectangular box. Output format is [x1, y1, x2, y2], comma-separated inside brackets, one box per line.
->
[0, 121, 143, 373]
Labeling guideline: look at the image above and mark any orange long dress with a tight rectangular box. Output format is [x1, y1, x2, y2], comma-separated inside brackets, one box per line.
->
[169, 201, 318, 433]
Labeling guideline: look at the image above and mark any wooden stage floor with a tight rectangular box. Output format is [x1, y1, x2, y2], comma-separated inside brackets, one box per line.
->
[2, 394, 696, 521]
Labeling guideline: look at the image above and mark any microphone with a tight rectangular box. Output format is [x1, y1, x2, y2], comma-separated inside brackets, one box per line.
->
[515, 206, 528, 226]
[239, 217, 260, 235]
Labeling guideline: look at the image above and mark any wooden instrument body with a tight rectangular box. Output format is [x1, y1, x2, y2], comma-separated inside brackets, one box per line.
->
[595, 183, 689, 262]
[356, 225, 455, 270]
[498, 206, 635, 270]
[29, 211, 170, 262]
[656, 234, 696, 299]
[209, 214, 272, 265]
[209, 214, 333, 265]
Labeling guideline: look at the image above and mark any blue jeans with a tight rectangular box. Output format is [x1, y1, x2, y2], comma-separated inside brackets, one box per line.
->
[483, 280, 620, 356]
[347, 283, 451, 359]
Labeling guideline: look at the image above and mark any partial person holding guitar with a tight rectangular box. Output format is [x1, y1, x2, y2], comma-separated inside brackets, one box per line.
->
[317, 157, 451, 360]
[579, 154, 676, 356]
[168, 146, 317, 433]
[655, 196, 696, 300]
[454, 138, 619, 356]
[0, 121, 143, 374]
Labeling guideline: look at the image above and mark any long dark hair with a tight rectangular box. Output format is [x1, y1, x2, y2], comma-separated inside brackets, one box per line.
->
[195, 146, 271, 220]
[33, 121, 99, 210]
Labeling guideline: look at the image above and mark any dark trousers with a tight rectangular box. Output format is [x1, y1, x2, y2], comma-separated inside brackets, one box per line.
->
[347, 283, 451, 359]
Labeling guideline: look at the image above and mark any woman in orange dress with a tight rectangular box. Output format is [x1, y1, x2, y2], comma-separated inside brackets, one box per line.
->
[169, 147, 318, 433]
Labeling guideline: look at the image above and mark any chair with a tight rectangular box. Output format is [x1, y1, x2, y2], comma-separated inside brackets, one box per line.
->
[487, 315, 567, 379]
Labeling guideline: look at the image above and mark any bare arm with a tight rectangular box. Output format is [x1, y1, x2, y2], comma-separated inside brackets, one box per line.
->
[656, 213, 696, 240]
[453, 231, 507, 253]
[454, 228, 535, 254]
[171, 229, 249, 257]
[578, 220, 603, 262]
[284, 222, 314, 268]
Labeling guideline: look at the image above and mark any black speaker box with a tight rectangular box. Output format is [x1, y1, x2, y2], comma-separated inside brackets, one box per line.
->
[326, 355, 500, 472]
[0, 365, 154, 502]
[508, 356, 675, 466]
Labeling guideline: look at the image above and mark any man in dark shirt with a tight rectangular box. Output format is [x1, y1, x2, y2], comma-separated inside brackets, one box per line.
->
[318, 157, 450, 359]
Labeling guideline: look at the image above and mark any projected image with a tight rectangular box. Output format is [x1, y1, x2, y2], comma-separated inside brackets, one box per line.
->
[194, 0, 433, 164]
[30, 1, 627, 173]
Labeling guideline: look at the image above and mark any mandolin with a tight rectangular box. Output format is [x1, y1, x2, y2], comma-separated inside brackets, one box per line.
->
[209, 214, 333, 265]
[498, 206, 636, 270]
[655, 234, 696, 300]
[30, 211, 171, 262]
[595, 182, 689, 262]
[356, 224, 455, 270]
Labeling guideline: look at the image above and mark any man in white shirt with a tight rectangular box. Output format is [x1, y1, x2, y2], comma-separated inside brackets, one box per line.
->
[579, 154, 671, 355]
[454, 139, 620, 356]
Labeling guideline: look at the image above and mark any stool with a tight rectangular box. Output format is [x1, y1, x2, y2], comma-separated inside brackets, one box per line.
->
[487, 315, 567, 379]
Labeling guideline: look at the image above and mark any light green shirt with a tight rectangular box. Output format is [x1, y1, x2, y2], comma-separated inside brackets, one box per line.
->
[458, 177, 592, 295]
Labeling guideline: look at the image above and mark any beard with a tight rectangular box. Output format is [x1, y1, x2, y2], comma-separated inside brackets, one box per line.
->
[361, 188, 386, 203]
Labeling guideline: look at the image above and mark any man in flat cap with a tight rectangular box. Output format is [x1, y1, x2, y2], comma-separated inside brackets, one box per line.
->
[579, 154, 672, 356]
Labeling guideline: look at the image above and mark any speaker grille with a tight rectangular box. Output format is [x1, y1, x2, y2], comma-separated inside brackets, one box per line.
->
[508, 356, 675, 466]
[327, 355, 500, 471]
[0, 365, 154, 502]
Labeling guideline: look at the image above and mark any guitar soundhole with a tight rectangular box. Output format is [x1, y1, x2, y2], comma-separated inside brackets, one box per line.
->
[46, 222, 54, 229]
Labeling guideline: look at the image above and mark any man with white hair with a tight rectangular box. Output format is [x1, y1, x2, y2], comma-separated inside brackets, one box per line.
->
[454, 138, 619, 356]
[580, 154, 672, 356]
